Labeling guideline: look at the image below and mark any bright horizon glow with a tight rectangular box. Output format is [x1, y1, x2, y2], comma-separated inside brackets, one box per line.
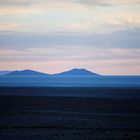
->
[0, 0, 140, 75]
[1, 67, 140, 76]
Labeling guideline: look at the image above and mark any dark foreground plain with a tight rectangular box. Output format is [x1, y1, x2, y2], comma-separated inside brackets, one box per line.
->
[0, 87, 140, 140]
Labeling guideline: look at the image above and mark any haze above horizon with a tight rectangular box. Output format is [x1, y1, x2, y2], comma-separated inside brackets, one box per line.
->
[0, 68, 100, 76]
[0, 0, 140, 75]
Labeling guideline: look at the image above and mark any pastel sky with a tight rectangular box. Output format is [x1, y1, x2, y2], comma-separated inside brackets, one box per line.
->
[0, 0, 140, 75]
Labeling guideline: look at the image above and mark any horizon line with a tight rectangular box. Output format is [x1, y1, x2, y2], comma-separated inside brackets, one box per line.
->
[0, 68, 140, 76]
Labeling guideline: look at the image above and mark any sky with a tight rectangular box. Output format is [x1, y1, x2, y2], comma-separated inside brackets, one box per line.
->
[0, 0, 140, 75]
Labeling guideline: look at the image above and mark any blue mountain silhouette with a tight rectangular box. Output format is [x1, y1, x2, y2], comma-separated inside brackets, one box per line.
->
[53, 68, 100, 76]
[6, 70, 48, 76]
[0, 71, 12, 75]
[5, 68, 100, 77]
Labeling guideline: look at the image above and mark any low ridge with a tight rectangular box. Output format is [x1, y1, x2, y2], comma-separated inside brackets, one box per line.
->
[53, 68, 100, 76]
[5, 68, 100, 77]
[6, 70, 48, 76]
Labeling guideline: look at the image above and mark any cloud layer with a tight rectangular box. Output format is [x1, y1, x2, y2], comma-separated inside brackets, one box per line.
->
[0, 0, 140, 74]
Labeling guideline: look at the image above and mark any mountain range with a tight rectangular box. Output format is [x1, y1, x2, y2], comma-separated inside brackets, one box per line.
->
[6, 70, 48, 76]
[0, 69, 100, 77]
[0, 71, 12, 75]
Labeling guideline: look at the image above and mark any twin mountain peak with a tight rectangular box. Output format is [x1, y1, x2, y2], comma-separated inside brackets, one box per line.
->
[4, 68, 100, 77]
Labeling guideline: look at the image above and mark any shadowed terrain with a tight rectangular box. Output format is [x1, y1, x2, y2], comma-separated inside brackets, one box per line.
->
[0, 87, 140, 139]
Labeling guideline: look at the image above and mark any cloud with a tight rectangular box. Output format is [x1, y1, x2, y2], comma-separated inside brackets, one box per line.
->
[0, 56, 140, 75]
[0, 22, 19, 31]
[98, 16, 140, 33]
[0, 46, 140, 75]
[0, 28, 140, 49]
[0, 0, 31, 6]
[0, 0, 87, 13]
[0, 46, 140, 62]
[0, 0, 139, 34]
[58, 14, 140, 33]
[79, 0, 140, 6]
[59, 22, 94, 32]
[0, 0, 139, 6]
[0, 0, 139, 75]
[78, 0, 110, 6]
[0, 5, 140, 34]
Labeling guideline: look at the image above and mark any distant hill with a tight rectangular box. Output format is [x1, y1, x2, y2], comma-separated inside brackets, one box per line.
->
[6, 70, 49, 77]
[4, 69, 100, 77]
[0, 71, 12, 75]
[53, 68, 100, 77]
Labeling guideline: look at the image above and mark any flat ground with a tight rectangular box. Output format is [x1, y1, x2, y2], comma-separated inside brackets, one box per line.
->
[0, 87, 140, 139]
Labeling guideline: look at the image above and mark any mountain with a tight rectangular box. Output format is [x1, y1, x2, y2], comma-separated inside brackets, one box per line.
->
[53, 68, 100, 77]
[0, 71, 12, 75]
[4, 68, 100, 77]
[6, 70, 49, 77]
